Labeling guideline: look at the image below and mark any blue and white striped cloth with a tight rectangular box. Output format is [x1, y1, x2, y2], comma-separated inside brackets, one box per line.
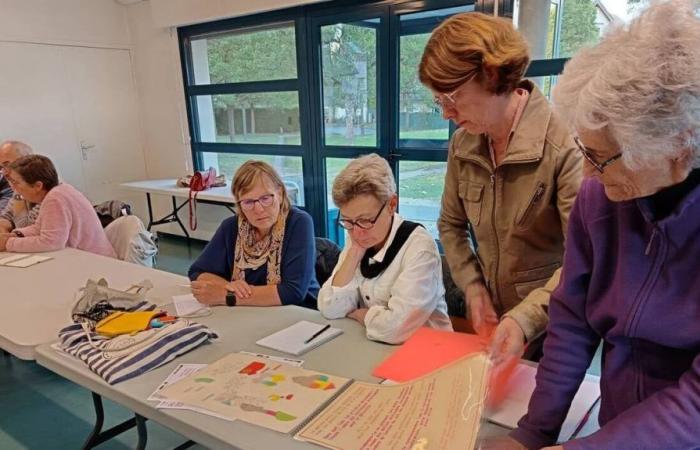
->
[59, 301, 217, 384]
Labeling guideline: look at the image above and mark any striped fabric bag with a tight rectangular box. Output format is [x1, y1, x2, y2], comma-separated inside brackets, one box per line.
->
[60, 283, 217, 384]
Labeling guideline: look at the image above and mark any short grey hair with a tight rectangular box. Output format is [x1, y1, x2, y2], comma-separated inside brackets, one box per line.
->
[0, 140, 33, 158]
[552, 0, 700, 169]
[332, 154, 396, 207]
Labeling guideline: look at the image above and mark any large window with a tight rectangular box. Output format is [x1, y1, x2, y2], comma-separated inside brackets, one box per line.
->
[181, 21, 307, 207]
[182, 0, 568, 244]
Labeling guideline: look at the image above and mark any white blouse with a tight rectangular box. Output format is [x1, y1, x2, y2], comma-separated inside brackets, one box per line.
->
[318, 214, 452, 344]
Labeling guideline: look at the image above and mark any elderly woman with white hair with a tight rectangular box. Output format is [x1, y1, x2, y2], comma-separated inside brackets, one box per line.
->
[488, 2, 700, 450]
[318, 154, 452, 344]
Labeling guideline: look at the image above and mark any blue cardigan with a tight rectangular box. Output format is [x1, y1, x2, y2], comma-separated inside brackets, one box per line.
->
[188, 207, 319, 309]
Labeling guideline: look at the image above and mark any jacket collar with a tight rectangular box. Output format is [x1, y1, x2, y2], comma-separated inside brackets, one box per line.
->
[370, 213, 403, 264]
[454, 80, 551, 167]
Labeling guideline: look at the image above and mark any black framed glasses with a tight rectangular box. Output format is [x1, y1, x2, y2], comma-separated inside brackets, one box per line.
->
[337, 202, 387, 231]
[238, 193, 275, 211]
[574, 136, 622, 174]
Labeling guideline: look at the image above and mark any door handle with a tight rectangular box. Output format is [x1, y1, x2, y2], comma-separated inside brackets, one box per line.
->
[80, 141, 96, 160]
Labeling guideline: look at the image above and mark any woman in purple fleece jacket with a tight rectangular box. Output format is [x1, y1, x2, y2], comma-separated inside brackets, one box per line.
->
[486, 1, 700, 449]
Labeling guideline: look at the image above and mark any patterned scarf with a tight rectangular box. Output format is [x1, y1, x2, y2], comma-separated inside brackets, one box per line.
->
[232, 206, 288, 285]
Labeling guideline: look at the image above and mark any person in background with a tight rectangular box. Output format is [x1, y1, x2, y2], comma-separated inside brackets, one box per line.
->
[318, 154, 452, 344]
[0, 140, 40, 232]
[487, 2, 700, 449]
[188, 161, 319, 309]
[0, 155, 116, 258]
[0, 141, 40, 232]
[419, 12, 582, 363]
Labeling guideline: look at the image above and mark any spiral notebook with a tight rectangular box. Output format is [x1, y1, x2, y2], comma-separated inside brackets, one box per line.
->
[255, 320, 343, 356]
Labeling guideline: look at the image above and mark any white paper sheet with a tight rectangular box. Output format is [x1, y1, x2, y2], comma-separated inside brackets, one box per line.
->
[172, 293, 206, 317]
[485, 363, 600, 442]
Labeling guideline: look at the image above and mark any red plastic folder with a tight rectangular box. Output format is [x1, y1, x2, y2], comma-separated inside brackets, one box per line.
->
[372, 327, 484, 382]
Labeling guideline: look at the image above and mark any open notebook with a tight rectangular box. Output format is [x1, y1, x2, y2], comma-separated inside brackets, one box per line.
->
[256, 320, 343, 356]
[0, 253, 52, 268]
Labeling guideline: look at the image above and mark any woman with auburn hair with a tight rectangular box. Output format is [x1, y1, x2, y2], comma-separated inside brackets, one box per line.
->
[188, 161, 319, 309]
[419, 12, 582, 363]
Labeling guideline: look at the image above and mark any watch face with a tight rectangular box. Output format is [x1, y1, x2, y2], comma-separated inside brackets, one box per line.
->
[226, 292, 236, 307]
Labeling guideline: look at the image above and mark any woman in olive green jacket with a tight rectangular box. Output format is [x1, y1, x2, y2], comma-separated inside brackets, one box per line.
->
[419, 12, 582, 364]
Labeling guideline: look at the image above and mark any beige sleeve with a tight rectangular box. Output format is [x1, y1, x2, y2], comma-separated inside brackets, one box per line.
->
[437, 136, 484, 291]
[504, 142, 582, 341]
[504, 268, 561, 341]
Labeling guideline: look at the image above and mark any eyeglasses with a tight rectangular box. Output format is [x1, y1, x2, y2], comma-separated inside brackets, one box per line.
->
[337, 202, 387, 231]
[574, 136, 623, 174]
[238, 193, 275, 211]
[433, 74, 476, 110]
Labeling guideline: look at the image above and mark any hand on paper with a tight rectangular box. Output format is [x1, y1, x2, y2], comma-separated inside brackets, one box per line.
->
[0, 233, 11, 251]
[226, 279, 253, 299]
[347, 307, 369, 324]
[466, 281, 498, 337]
[489, 317, 526, 366]
[477, 435, 528, 450]
[190, 278, 227, 306]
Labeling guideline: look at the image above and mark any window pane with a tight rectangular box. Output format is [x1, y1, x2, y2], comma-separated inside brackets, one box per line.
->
[325, 157, 352, 245]
[398, 161, 446, 239]
[516, 0, 635, 60]
[190, 24, 297, 85]
[321, 21, 377, 147]
[194, 92, 300, 145]
[399, 33, 449, 146]
[200, 152, 304, 206]
[398, 5, 474, 147]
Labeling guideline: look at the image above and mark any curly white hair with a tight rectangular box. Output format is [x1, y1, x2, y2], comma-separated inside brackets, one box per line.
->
[552, 0, 700, 169]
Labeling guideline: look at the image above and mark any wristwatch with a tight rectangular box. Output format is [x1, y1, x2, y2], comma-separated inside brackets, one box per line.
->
[225, 291, 237, 307]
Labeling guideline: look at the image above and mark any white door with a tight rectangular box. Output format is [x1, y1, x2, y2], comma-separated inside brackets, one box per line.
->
[61, 46, 147, 204]
[0, 42, 87, 191]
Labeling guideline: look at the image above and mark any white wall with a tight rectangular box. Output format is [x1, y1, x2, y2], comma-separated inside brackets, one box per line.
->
[0, 0, 130, 48]
[149, 0, 326, 28]
[0, 0, 151, 219]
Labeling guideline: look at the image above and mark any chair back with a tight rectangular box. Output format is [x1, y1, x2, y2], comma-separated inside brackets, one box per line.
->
[105, 216, 158, 267]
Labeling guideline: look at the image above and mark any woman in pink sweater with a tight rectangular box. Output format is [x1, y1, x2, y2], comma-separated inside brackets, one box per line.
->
[0, 155, 116, 258]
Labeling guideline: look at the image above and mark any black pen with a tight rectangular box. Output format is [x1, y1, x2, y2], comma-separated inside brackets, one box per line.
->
[304, 324, 331, 344]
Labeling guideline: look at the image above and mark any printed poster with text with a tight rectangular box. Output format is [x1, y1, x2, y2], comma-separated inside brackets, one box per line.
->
[296, 353, 490, 450]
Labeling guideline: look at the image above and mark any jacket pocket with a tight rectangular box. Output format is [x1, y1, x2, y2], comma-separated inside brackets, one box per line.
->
[516, 182, 547, 228]
[459, 181, 484, 226]
[513, 261, 560, 283]
[514, 278, 550, 300]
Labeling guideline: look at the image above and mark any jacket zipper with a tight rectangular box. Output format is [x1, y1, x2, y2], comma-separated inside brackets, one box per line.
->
[490, 171, 503, 314]
[625, 225, 666, 401]
[517, 182, 546, 227]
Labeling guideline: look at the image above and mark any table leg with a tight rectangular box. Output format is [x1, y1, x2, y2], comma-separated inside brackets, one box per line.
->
[135, 414, 148, 450]
[172, 196, 191, 241]
[146, 193, 155, 231]
[82, 392, 138, 450]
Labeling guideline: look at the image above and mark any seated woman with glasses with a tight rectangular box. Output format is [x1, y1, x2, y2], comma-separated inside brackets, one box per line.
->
[419, 12, 582, 364]
[318, 154, 452, 344]
[0, 155, 116, 258]
[188, 161, 319, 309]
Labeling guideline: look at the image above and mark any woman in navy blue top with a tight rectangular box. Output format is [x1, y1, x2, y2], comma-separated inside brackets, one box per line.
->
[188, 161, 319, 309]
